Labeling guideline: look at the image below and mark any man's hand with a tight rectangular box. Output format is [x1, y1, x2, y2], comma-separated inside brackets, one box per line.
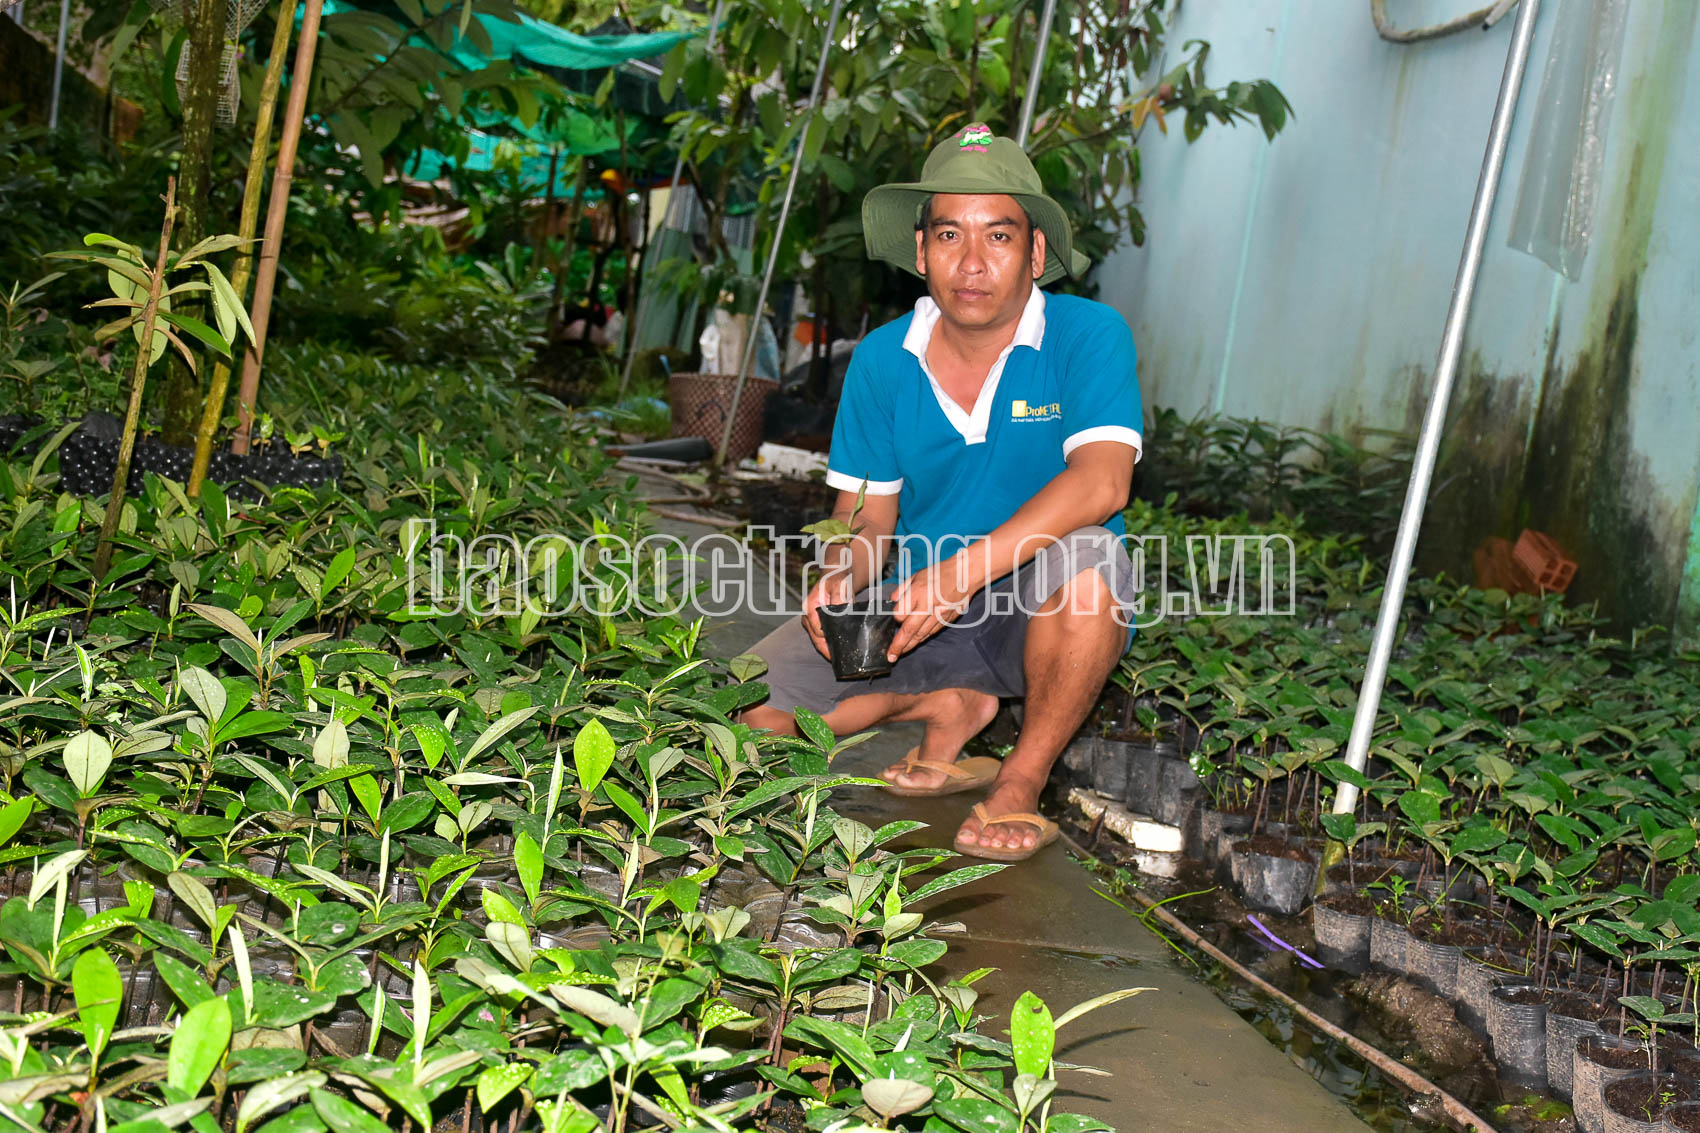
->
[888, 561, 976, 662]
[802, 569, 856, 660]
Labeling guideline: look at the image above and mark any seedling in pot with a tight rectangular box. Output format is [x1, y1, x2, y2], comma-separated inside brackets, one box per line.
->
[802, 482, 901, 680]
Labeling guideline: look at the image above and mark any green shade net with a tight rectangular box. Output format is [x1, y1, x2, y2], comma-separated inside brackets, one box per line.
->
[447, 12, 686, 73]
[317, 2, 686, 187]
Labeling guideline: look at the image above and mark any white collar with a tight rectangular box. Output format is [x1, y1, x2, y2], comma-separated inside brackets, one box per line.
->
[902, 286, 1047, 445]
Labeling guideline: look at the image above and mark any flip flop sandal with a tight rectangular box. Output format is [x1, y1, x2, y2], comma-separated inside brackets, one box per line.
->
[952, 803, 1060, 862]
[880, 749, 1002, 797]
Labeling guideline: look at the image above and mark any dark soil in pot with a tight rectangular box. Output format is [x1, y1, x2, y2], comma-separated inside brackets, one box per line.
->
[1662, 1100, 1700, 1133]
[1228, 835, 1316, 917]
[817, 600, 900, 680]
[1546, 991, 1613, 1100]
[1577, 1033, 1655, 1133]
[1312, 894, 1373, 972]
[1488, 983, 1549, 1089]
[1603, 1070, 1695, 1133]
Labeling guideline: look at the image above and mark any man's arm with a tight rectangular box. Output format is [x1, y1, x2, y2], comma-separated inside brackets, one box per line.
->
[887, 441, 1134, 659]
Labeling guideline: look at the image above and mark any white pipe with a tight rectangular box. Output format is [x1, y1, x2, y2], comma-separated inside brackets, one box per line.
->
[47, 0, 69, 129]
[1016, 0, 1058, 146]
[715, 0, 844, 467]
[616, 0, 726, 396]
[1331, 0, 1542, 819]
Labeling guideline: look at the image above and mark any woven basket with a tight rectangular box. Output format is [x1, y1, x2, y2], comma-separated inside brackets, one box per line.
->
[668, 372, 776, 463]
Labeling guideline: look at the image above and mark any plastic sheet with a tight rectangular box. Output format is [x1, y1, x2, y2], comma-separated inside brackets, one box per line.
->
[1507, 0, 1630, 280]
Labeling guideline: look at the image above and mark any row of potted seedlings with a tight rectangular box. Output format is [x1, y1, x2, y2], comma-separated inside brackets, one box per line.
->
[1061, 499, 1700, 1125]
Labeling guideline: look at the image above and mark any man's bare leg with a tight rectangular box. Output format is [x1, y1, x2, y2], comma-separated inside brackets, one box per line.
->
[955, 568, 1124, 854]
[743, 687, 998, 789]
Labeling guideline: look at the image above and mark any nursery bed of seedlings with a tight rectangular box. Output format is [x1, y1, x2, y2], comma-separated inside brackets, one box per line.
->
[0, 355, 1132, 1130]
[1064, 491, 1700, 1133]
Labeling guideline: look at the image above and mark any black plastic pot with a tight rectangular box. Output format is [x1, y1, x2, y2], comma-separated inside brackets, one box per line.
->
[1088, 739, 1132, 805]
[1576, 1033, 1653, 1133]
[1198, 809, 1254, 872]
[1546, 993, 1609, 1100]
[818, 600, 901, 680]
[1128, 746, 1165, 813]
[1311, 899, 1373, 972]
[1489, 984, 1550, 1089]
[1228, 838, 1317, 917]
[1457, 947, 1531, 1034]
[1403, 933, 1463, 998]
[1369, 916, 1410, 976]
[1604, 1070, 1695, 1133]
[1155, 757, 1204, 849]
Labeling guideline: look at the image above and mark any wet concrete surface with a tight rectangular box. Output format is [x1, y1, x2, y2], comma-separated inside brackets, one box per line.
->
[650, 501, 1373, 1131]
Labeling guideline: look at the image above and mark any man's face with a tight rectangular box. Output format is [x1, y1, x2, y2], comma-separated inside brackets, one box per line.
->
[913, 193, 1046, 332]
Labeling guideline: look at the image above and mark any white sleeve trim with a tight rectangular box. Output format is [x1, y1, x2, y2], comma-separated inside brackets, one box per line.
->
[1063, 425, 1144, 463]
[825, 469, 904, 495]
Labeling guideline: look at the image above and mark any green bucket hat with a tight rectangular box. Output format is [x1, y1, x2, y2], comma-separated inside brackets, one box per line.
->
[863, 123, 1090, 287]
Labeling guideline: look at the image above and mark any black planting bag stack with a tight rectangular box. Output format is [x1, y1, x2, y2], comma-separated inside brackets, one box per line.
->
[1, 413, 342, 501]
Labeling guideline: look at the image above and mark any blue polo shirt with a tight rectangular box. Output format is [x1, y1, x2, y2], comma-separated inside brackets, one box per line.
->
[826, 288, 1142, 580]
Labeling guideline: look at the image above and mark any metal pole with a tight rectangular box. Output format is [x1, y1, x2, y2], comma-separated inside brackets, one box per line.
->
[714, 0, 843, 467]
[1016, 0, 1058, 146]
[47, 0, 68, 129]
[616, 0, 726, 397]
[1330, 0, 1541, 820]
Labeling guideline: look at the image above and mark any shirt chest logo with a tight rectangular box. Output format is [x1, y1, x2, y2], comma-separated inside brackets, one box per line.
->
[1009, 399, 1060, 422]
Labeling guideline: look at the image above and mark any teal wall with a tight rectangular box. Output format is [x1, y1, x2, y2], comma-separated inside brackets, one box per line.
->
[1097, 0, 1700, 633]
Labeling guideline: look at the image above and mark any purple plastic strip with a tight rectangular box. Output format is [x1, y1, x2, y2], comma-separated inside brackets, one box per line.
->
[1247, 914, 1325, 969]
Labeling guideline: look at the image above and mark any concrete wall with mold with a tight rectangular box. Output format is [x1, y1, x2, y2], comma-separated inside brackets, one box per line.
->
[1096, 0, 1700, 634]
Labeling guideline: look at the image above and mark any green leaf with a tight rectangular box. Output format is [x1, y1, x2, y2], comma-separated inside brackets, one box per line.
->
[514, 831, 543, 906]
[0, 796, 33, 851]
[168, 996, 232, 1096]
[311, 1088, 390, 1133]
[201, 261, 256, 347]
[179, 666, 227, 725]
[1052, 986, 1153, 1030]
[476, 1063, 531, 1113]
[466, 705, 539, 762]
[64, 730, 114, 797]
[1009, 990, 1054, 1078]
[793, 706, 836, 751]
[236, 1072, 326, 1133]
[933, 1095, 1019, 1133]
[573, 718, 616, 793]
[154, 952, 215, 1007]
[73, 947, 123, 1062]
[157, 309, 233, 357]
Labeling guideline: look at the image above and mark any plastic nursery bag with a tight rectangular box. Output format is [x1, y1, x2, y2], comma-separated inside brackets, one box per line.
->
[1506, 0, 1631, 280]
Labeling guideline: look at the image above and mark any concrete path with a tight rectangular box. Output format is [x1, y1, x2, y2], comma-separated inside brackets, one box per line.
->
[645, 495, 1373, 1132]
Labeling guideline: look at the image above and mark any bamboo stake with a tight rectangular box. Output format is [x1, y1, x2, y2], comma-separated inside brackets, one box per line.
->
[190, 0, 298, 496]
[94, 178, 177, 580]
[232, 0, 324, 455]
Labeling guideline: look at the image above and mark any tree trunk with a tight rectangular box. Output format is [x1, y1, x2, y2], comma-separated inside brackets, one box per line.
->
[162, 0, 229, 447]
[546, 158, 589, 341]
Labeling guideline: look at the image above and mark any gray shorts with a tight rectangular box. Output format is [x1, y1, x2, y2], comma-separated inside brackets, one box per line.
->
[749, 526, 1139, 715]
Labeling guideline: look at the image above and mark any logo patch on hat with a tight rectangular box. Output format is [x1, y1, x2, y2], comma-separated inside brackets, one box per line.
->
[957, 123, 994, 152]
